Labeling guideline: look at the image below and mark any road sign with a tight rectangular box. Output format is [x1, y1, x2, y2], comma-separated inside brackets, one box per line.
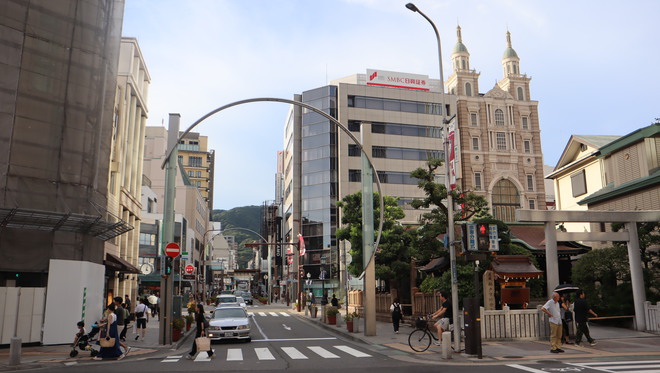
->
[165, 242, 180, 258]
[184, 264, 195, 274]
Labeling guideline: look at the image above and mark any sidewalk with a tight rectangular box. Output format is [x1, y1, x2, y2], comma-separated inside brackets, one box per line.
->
[0, 308, 198, 371]
[290, 303, 660, 365]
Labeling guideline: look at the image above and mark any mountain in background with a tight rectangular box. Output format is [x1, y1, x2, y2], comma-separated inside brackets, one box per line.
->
[212, 206, 262, 268]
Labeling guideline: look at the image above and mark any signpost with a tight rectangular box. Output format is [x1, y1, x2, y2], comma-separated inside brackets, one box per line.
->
[165, 242, 181, 258]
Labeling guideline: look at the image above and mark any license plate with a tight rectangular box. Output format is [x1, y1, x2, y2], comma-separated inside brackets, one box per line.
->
[224, 332, 233, 337]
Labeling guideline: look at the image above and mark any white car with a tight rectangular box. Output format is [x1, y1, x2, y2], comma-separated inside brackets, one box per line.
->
[235, 296, 247, 309]
[215, 294, 240, 307]
[207, 306, 251, 342]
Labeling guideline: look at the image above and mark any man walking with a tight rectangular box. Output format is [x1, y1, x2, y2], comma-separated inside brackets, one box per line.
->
[542, 292, 564, 353]
[574, 290, 598, 346]
[113, 297, 131, 357]
[134, 298, 150, 341]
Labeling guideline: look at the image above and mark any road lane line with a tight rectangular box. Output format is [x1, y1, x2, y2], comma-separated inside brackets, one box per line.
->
[506, 364, 547, 373]
[333, 345, 371, 357]
[282, 346, 308, 359]
[227, 348, 243, 361]
[255, 347, 276, 360]
[308, 346, 340, 358]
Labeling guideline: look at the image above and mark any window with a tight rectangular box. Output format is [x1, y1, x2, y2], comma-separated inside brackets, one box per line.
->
[521, 116, 529, 129]
[524, 140, 531, 153]
[139, 233, 156, 245]
[472, 137, 479, 150]
[527, 174, 534, 191]
[470, 113, 478, 126]
[188, 170, 194, 177]
[571, 169, 587, 197]
[465, 82, 472, 96]
[348, 120, 361, 132]
[529, 199, 536, 209]
[189, 156, 202, 167]
[474, 172, 482, 190]
[495, 109, 505, 126]
[348, 144, 360, 156]
[517, 87, 524, 100]
[347, 95, 442, 115]
[496, 132, 507, 150]
[348, 170, 361, 182]
[492, 179, 520, 222]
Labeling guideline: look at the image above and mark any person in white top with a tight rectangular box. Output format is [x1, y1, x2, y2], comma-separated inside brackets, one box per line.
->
[542, 292, 563, 353]
[134, 298, 150, 341]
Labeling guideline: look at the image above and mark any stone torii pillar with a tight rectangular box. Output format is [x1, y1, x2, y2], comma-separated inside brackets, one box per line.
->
[516, 209, 660, 331]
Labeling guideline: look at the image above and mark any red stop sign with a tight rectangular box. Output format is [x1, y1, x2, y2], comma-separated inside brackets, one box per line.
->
[165, 242, 180, 258]
[185, 264, 195, 274]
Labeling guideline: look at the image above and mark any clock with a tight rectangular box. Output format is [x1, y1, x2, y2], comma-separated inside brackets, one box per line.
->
[140, 263, 153, 275]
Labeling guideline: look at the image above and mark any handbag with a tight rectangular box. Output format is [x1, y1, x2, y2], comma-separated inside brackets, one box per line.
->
[195, 336, 211, 351]
[100, 336, 115, 347]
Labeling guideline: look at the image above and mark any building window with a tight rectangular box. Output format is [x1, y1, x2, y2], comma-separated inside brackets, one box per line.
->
[196, 171, 202, 177]
[492, 179, 520, 222]
[348, 170, 361, 182]
[524, 140, 531, 153]
[496, 132, 507, 150]
[571, 169, 587, 197]
[472, 137, 479, 150]
[495, 109, 505, 126]
[474, 172, 482, 190]
[348, 120, 361, 132]
[527, 174, 534, 191]
[521, 116, 529, 129]
[348, 144, 360, 157]
[189, 156, 202, 167]
[529, 199, 536, 209]
[470, 113, 478, 126]
[347, 95, 442, 116]
[517, 87, 524, 100]
[188, 170, 194, 177]
[465, 82, 472, 97]
[139, 233, 156, 246]
[371, 121, 441, 138]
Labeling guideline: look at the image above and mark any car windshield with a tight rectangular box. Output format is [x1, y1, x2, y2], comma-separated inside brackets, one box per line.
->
[218, 296, 237, 303]
[213, 308, 247, 319]
[236, 296, 244, 303]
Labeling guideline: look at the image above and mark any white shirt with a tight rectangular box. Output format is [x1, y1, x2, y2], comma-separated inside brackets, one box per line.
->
[542, 298, 561, 325]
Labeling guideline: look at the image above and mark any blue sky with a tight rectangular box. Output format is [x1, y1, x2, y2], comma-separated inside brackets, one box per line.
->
[122, 0, 660, 210]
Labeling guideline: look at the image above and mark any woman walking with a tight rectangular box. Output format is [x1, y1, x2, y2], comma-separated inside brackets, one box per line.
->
[390, 298, 403, 334]
[186, 303, 214, 360]
[94, 303, 123, 360]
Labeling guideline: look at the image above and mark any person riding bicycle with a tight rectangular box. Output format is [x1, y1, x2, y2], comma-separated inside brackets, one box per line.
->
[430, 290, 452, 345]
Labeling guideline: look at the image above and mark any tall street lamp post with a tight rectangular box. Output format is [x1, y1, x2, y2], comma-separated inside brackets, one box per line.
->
[405, 3, 460, 352]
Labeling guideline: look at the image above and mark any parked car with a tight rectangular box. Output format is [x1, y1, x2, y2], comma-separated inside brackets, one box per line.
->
[237, 291, 253, 305]
[207, 306, 251, 342]
[215, 294, 240, 307]
[235, 296, 247, 309]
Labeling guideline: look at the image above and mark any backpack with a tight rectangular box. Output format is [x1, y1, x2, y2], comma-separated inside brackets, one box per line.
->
[393, 303, 401, 315]
[123, 307, 130, 321]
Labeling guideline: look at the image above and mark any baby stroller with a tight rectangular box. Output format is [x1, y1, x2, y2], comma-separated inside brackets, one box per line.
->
[70, 322, 101, 357]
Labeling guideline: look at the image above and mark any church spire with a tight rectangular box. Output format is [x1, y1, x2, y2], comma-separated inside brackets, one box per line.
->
[451, 25, 470, 72]
[502, 30, 520, 77]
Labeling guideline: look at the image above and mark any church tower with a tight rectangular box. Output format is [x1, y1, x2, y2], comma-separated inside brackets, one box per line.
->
[447, 25, 480, 97]
[498, 31, 531, 101]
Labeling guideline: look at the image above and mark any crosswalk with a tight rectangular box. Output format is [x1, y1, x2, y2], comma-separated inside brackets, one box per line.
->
[248, 311, 291, 317]
[161, 344, 372, 363]
[569, 360, 660, 372]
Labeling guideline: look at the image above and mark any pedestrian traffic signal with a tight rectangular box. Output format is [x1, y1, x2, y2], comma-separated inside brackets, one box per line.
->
[165, 256, 173, 275]
[476, 223, 489, 251]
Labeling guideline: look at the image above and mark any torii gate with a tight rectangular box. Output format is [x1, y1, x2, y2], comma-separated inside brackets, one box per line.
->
[516, 209, 660, 331]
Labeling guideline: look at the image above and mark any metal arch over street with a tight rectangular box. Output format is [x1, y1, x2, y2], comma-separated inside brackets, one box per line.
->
[161, 97, 384, 272]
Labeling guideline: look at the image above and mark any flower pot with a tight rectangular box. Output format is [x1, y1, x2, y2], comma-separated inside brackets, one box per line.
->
[172, 328, 182, 342]
[310, 308, 318, 318]
[327, 315, 336, 325]
[186, 321, 191, 331]
[346, 320, 354, 333]
[296, 303, 301, 312]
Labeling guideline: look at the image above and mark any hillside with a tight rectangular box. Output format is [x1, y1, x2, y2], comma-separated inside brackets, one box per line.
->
[211, 206, 262, 268]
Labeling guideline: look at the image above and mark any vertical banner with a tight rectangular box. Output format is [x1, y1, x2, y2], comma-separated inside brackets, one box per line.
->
[298, 234, 306, 256]
[448, 121, 457, 191]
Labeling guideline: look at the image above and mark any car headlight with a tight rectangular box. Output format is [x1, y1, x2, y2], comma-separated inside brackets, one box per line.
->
[237, 324, 249, 330]
[207, 326, 221, 331]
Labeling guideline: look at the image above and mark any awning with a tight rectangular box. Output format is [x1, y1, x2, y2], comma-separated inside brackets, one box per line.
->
[104, 253, 140, 274]
[490, 255, 543, 281]
[417, 257, 448, 272]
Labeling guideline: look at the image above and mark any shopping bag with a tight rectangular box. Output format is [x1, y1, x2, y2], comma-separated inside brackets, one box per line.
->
[100, 336, 115, 347]
[195, 336, 211, 351]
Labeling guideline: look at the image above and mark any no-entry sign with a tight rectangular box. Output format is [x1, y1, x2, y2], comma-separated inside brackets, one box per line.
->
[185, 264, 195, 274]
[165, 242, 180, 258]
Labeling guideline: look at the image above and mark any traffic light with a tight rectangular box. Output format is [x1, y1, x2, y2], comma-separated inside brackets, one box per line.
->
[165, 256, 173, 275]
[476, 223, 489, 251]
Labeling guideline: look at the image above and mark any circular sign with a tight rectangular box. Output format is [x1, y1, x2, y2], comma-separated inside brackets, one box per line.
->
[165, 242, 180, 258]
[185, 264, 195, 274]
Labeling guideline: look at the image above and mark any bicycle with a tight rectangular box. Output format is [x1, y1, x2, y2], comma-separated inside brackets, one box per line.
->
[408, 315, 441, 352]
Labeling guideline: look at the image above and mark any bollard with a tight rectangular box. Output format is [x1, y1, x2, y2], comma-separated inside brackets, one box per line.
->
[441, 331, 452, 359]
[9, 337, 21, 366]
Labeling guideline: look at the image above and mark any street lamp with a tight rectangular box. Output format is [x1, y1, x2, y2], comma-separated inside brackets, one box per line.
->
[405, 2, 460, 352]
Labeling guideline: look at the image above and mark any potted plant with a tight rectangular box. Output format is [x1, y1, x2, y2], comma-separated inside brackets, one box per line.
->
[294, 301, 300, 312]
[326, 307, 339, 325]
[184, 313, 195, 331]
[187, 301, 197, 315]
[309, 305, 318, 318]
[344, 312, 354, 332]
[172, 317, 185, 341]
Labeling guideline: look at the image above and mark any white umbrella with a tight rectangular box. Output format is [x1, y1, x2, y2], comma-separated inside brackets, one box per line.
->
[148, 295, 158, 304]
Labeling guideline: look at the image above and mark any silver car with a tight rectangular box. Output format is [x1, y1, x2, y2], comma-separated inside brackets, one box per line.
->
[207, 306, 251, 342]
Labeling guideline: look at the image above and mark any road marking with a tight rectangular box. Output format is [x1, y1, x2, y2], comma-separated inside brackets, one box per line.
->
[334, 345, 371, 357]
[255, 347, 276, 360]
[252, 337, 337, 342]
[282, 346, 308, 359]
[269, 312, 279, 317]
[194, 349, 214, 362]
[259, 312, 267, 316]
[308, 346, 339, 358]
[283, 324, 292, 330]
[506, 364, 547, 373]
[570, 360, 660, 372]
[280, 312, 291, 317]
[227, 348, 243, 361]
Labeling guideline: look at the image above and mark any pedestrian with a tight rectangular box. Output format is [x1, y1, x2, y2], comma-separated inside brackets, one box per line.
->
[390, 298, 403, 334]
[559, 294, 573, 345]
[186, 303, 214, 360]
[542, 291, 564, 353]
[430, 290, 452, 345]
[124, 294, 131, 313]
[134, 298, 150, 341]
[112, 297, 131, 355]
[94, 303, 123, 360]
[331, 294, 339, 307]
[574, 290, 598, 346]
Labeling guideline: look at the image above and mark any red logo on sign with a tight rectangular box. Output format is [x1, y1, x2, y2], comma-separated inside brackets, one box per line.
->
[185, 264, 195, 274]
[369, 71, 378, 81]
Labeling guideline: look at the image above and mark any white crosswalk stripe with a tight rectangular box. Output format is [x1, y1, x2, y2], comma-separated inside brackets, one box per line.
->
[308, 346, 340, 358]
[194, 349, 215, 361]
[281, 346, 308, 359]
[269, 312, 280, 317]
[255, 347, 276, 360]
[333, 345, 372, 357]
[227, 348, 243, 361]
[161, 345, 372, 362]
[569, 360, 660, 372]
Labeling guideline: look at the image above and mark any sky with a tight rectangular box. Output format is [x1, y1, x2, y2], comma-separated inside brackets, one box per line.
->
[122, 0, 660, 210]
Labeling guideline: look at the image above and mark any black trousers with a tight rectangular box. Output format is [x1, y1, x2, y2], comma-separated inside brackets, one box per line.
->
[119, 323, 128, 340]
[575, 321, 594, 343]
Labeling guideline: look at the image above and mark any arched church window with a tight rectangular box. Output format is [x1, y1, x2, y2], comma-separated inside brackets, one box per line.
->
[495, 109, 505, 126]
[517, 87, 524, 100]
[492, 179, 520, 222]
[465, 82, 472, 97]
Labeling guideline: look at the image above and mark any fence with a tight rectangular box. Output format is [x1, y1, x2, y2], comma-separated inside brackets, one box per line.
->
[481, 305, 549, 340]
[0, 287, 46, 344]
[644, 301, 660, 334]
